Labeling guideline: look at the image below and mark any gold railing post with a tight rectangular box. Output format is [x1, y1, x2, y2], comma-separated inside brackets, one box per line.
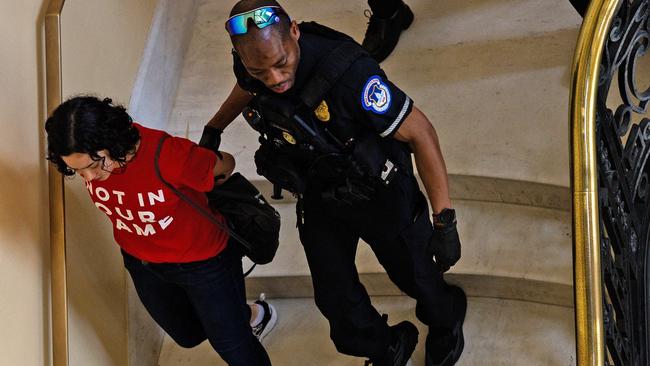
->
[569, 0, 621, 365]
[45, 1, 67, 365]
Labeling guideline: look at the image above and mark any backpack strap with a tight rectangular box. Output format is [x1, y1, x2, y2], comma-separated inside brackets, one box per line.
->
[299, 42, 367, 109]
[297, 22, 369, 109]
[154, 135, 259, 275]
[153, 135, 253, 253]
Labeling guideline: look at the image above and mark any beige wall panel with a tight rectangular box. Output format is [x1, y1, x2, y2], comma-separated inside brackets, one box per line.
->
[0, 1, 51, 365]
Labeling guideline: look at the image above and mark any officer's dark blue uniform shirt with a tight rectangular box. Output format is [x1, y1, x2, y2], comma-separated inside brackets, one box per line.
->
[233, 26, 414, 142]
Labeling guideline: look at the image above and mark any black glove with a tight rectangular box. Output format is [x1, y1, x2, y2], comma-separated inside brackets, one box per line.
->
[199, 125, 223, 157]
[430, 210, 461, 272]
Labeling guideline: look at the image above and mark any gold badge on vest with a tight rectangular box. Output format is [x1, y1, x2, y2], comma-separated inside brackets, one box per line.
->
[282, 131, 297, 145]
[314, 100, 330, 122]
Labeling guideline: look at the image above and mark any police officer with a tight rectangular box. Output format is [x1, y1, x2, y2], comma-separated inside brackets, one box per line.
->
[200, 1, 465, 365]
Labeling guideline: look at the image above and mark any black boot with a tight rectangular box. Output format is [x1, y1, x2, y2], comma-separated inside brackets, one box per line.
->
[361, 2, 414, 63]
[425, 286, 467, 366]
[365, 320, 419, 366]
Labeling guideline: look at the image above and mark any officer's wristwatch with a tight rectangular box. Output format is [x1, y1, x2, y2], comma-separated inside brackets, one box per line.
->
[432, 208, 456, 228]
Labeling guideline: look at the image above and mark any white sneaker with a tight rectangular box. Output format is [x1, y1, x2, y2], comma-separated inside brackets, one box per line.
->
[251, 293, 278, 342]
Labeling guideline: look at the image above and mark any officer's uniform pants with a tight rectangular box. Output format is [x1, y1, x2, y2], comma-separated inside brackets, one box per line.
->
[298, 172, 459, 360]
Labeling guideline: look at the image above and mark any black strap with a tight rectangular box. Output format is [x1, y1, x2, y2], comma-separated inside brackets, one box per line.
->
[154, 135, 257, 275]
[299, 42, 367, 109]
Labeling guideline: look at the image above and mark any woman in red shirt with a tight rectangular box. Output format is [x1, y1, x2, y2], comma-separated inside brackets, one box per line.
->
[45, 96, 275, 366]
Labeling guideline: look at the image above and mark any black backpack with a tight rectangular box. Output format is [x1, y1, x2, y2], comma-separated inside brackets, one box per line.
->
[205, 172, 280, 265]
[154, 135, 280, 270]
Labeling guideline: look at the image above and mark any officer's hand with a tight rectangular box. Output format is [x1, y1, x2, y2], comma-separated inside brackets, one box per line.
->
[199, 125, 223, 155]
[430, 220, 461, 273]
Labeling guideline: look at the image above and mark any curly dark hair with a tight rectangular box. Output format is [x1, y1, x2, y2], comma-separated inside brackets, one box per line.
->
[45, 96, 140, 176]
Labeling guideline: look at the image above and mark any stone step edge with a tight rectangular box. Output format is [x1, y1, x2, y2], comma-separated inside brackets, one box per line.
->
[247, 174, 571, 212]
[245, 272, 573, 308]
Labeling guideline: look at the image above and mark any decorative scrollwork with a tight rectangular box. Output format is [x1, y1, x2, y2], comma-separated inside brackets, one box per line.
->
[597, 1, 650, 365]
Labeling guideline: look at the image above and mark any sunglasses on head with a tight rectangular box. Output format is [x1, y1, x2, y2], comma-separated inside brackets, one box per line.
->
[225, 6, 288, 36]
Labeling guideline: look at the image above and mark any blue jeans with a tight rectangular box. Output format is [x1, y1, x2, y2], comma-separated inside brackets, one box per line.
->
[122, 245, 271, 366]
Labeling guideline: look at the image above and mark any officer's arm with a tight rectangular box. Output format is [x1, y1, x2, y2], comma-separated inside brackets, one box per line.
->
[213, 151, 235, 185]
[200, 84, 253, 153]
[207, 84, 253, 130]
[393, 106, 452, 214]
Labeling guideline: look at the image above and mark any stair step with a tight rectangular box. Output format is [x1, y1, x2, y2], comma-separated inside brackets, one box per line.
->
[245, 273, 573, 308]
[246, 199, 572, 287]
[158, 296, 575, 366]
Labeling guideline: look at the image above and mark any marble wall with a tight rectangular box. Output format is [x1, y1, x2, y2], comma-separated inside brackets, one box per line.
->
[129, 0, 199, 131]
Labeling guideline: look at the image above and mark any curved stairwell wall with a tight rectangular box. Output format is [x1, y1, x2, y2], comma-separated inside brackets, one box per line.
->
[129, 0, 585, 364]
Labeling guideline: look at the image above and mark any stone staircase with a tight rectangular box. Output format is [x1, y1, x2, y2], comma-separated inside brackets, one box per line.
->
[157, 0, 583, 364]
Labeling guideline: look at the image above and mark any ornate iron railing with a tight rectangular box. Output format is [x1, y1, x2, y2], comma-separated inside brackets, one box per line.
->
[571, 0, 650, 365]
[598, 1, 650, 365]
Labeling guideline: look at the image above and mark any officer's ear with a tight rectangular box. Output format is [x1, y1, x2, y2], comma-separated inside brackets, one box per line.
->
[289, 20, 300, 42]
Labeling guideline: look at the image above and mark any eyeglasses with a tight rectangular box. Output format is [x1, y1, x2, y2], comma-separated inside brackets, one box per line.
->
[225, 6, 287, 36]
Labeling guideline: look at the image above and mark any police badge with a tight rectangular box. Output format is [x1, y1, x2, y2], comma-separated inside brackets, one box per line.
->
[314, 100, 331, 122]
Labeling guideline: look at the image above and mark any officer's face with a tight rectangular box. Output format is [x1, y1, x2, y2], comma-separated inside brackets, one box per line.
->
[236, 21, 301, 94]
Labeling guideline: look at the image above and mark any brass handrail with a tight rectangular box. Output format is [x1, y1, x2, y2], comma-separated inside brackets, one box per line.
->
[45, 1, 67, 366]
[569, 0, 620, 365]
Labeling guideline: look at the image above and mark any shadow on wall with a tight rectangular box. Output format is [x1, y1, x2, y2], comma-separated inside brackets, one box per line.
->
[0, 159, 43, 248]
[0, 155, 51, 366]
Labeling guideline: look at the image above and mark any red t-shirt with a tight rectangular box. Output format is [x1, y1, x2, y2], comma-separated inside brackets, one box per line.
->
[85, 123, 229, 263]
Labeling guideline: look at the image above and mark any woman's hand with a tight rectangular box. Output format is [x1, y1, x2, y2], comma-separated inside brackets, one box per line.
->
[213, 151, 235, 185]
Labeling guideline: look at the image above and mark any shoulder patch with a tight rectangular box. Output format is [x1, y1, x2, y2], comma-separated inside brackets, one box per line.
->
[361, 75, 392, 114]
